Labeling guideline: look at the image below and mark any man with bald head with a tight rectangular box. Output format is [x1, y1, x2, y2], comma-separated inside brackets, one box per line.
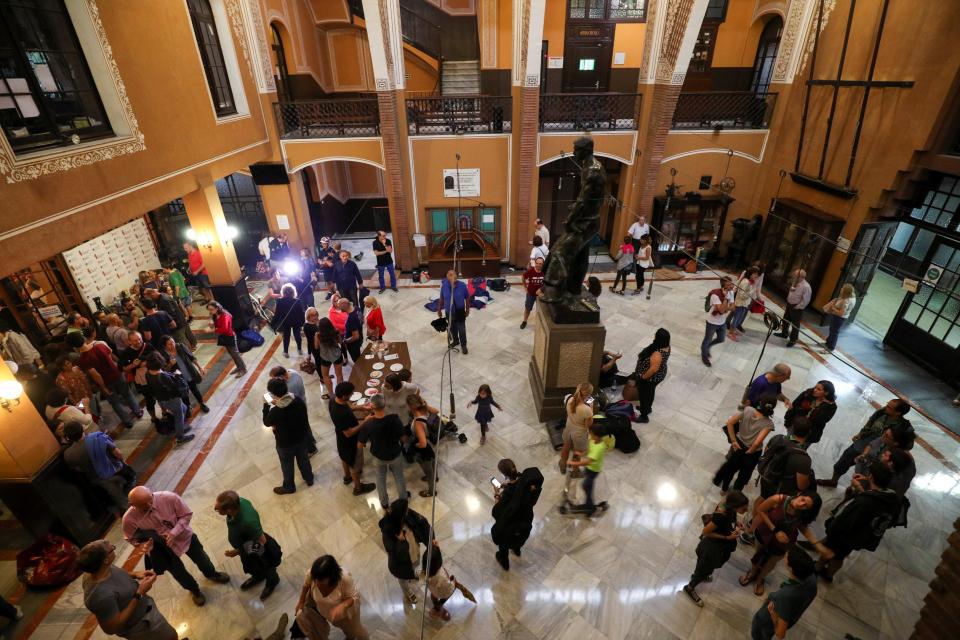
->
[122, 486, 228, 607]
[743, 363, 793, 410]
[776, 269, 811, 347]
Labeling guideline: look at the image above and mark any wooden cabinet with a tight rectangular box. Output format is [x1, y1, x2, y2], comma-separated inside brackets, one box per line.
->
[652, 196, 729, 262]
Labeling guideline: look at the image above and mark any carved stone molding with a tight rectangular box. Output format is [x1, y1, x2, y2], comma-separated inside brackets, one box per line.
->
[224, 0, 257, 82]
[480, 0, 497, 69]
[244, 0, 276, 92]
[638, 0, 659, 80]
[0, 0, 145, 183]
[798, 0, 836, 76]
[655, 0, 694, 84]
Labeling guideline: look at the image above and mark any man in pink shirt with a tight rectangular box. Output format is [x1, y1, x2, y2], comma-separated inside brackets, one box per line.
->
[122, 486, 229, 606]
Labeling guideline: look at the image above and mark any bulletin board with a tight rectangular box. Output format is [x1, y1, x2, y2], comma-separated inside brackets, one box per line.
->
[62, 218, 161, 312]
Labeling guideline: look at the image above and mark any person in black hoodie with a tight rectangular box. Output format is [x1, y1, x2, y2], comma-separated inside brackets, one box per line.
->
[263, 378, 314, 495]
[814, 461, 901, 581]
[378, 498, 431, 604]
[784, 380, 837, 447]
[491, 459, 543, 571]
[275, 283, 305, 358]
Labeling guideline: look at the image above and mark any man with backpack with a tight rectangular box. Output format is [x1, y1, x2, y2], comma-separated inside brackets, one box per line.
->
[145, 353, 194, 446]
[817, 398, 911, 488]
[814, 461, 902, 581]
[701, 277, 736, 367]
[741, 418, 813, 545]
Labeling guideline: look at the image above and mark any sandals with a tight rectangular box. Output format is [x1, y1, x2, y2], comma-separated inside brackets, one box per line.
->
[738, 574, 753, 587]
[754, 580, 765, 597]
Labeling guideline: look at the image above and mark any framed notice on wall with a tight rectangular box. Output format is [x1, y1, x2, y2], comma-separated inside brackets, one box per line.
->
[443, 168, 480, 198]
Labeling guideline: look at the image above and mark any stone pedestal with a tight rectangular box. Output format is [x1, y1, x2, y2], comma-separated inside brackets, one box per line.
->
[528, 303, 606, 423]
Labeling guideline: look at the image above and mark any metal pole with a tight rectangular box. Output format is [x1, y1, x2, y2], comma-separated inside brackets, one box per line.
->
[817, 0, 858, 180]
[795, 0, 826, 173]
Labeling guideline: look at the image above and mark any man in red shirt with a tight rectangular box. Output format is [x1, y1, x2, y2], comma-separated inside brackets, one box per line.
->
[520, 257, 545, 329]
[182, 241, 213, 303]
[66, 331, 142, 429]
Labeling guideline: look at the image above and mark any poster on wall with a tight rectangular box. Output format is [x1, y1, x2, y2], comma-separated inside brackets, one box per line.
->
[62, 218, 161, 312]
[443, 168, 480, 198]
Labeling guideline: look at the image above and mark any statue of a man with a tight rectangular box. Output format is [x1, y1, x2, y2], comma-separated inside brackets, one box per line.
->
[540, 136, 606, 307]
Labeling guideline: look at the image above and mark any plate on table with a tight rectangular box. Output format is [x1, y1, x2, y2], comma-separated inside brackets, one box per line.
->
[364, 388, 378, 397]
[350, 392, 362, 402]
[367, 379, 381, 387]
[389, 363, 404, 372]
[370, 370, 383, 378]
[372, 362, 385, 370]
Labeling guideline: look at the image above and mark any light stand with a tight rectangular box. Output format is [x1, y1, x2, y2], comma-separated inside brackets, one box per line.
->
[741, 311, 783, 403]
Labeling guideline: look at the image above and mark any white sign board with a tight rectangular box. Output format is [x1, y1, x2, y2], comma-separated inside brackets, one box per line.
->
[62, 218, 161, 312]
[547, 56, 564, 69]
[276, 215, 290, 230]
[613, 52, 626, 65]
[412, 233, 427, 247]
[443, 168, 480, 198]
[901, 278, 919, 293]
[836, 236, 851, 253]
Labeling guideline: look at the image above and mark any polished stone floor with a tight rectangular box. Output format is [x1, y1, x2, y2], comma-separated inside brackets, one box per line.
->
[31, 278, 960, 640]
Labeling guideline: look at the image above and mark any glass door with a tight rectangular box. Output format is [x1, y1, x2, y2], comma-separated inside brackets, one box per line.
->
[834, 221, 898, 322]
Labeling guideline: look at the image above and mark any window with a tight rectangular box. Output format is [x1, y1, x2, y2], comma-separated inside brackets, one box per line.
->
[186, 0, 236, 117]
[909, 175, 960, 230]
[688, 25, 717, 74]
[0, 0, 112, 154]
[578, 58, 596, 71]
[705, 0, 728, 22]
[750, 16, 783, 95]
[567, 0, 646, 22]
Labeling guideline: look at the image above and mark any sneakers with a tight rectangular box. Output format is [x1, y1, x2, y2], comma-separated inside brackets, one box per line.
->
[391, 288, 399, 293]
[520, 321, 527, 329]
[260, 579, 278, 601]
[176, 434, 196, 445]
[728, 332, 740, 342]
[379, 289, 386, 294]
[738, 532, 755, 546]
[199, 404, 210, 413]
[682, 584, 703, 607]
[702, 355, 712, 367]
[353, 482, 376, 496]
[191, 591, 206, 606]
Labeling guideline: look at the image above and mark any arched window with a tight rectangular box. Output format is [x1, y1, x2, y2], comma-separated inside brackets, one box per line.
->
[750, 16, 783, 95]
[270, 23, 291, 102]
[187, 0, 236, 116]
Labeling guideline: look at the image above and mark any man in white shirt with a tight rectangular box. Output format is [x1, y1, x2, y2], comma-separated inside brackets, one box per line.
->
[701, 277, 736, 367]
[258, 232, 275, 268]
[628, 215, 650, 252]
[776, 269, 812, 347]
[532, 219, 550, 247]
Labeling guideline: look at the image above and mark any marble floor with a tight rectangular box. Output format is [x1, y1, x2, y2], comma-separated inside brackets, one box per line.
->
[28, 277, 960, 640]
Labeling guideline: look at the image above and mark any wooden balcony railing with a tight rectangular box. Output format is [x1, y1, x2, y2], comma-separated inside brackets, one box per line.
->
[406, 95, 512, 135]
[672, 91, 778, 130]
[273, 98, 380, 139]
[539, 93, 641, 131]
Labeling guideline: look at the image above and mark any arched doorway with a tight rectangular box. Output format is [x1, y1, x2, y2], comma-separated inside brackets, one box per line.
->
[270, 22, 292, 102]
[300, 161, 390, 239]
[750, 15, 783, 95]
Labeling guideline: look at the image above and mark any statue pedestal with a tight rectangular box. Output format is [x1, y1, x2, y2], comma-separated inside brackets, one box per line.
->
[528, 303, 606, 423]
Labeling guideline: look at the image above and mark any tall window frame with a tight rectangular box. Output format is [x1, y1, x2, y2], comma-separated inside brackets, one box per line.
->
[750, 16, 783, 95]
[0, 0, 113, 154]
[186, 0, 236, 117]
[567, 0, 646, 22]
[688, 25, 717, 74]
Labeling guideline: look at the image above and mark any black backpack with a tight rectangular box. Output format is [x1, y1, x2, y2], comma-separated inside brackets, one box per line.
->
[757, 434, 808, 490]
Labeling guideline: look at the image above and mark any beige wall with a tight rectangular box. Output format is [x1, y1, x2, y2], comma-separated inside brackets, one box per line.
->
[612, 23, 646, 68]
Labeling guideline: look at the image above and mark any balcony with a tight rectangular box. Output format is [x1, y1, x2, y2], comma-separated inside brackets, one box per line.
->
[406, 95, 512, 135]
[273, 98, 380, 139]
[539, 93, 642, 132]
[671, 92, 777, 130]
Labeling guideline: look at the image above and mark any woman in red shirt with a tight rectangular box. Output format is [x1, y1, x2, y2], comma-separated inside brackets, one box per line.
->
[364, 296, 386, 340]
[207, 302, 247, 376]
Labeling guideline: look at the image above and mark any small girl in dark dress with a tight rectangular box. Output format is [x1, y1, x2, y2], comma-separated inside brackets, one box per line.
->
[467, 384, 501, 445]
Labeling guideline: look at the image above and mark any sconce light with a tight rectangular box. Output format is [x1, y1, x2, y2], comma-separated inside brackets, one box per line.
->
[185, 228, 214, 250]
[0, 380, 23, 412]
[223, 226, 239, 243]
[185, 228, 197, 241]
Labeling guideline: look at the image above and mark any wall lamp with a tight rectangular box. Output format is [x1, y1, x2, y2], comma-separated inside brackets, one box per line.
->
[0, 380, 23, 412]
[185, 228, 214, 251]
[222, 226, 239, 244]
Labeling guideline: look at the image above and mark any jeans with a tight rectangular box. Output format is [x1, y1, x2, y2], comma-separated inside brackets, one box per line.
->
[582, 469, 599, 509]
[282, 324, 303, 354]
[826, 314, 846, 350]
[730, 306, 750, 331]
[158, 397, 187, 439]
[375, 454, 407, 508]
[449, 319, 467, 349]
[220, 335, 246, 373]
[277, 439, 314, 490]
[377, 263, 397, 290]
[154, 534, 220, 594]
[104, 378, 140, 425]
[832, 441, 866, 479]
[779, 304, 803, 342]
[701, 322, 727, 359]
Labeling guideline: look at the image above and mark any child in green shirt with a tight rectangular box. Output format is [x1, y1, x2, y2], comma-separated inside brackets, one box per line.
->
[567, 423, 615, 515]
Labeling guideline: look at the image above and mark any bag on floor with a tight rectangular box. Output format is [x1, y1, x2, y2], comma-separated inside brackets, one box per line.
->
[239, 328, 265, 347]
[488, 278, 510, 292]
[604, 400, 636, 421]
[16, 534, 80, 587]
[237, 338, 254, 353]
[615, 427, 640, 453]
[154, 412, 175, 435]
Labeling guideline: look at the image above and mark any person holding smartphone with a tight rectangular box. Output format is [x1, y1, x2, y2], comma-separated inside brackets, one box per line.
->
[490, 459, 543, 571]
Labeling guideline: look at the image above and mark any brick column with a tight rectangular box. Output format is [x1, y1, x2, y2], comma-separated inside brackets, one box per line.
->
[912, 517, 960, 639]
[377, 90, 414, 270]
[633, 84, 683, 223]
[513, 85, 540, 264]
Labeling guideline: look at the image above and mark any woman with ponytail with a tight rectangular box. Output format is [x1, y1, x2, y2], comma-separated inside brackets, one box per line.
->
[559, 382, 594, 476]
[682, 489, 750, 606]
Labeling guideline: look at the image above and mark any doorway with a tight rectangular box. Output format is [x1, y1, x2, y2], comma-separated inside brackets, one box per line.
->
[562, 23, 613, 92]
[537, 155, 621, 246]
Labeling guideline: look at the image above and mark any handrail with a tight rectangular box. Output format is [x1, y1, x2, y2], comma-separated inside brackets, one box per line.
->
[273, 98, 380, 139]
[672, 91, 778, 130]
[539, 93, 641, 131]
[406, 95, 512, 135]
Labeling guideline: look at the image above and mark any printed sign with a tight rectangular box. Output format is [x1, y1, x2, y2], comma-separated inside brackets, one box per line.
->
[412, 234, 427, 247]
[276, 215, 290, 230]
[443, 168, 480, 198]
[901, 278, 919, 293]
[925, 264, 945, 285]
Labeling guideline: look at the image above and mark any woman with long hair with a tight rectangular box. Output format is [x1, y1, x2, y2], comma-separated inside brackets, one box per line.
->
[302, 305, 322, 369]
[632, 328, 671, 422]
[407, 394, 438, 497]
[314, 317, 344, 400]
[823, 283, 857, 352]
[784, 380, 837, 447]
[559, 382, 594, 503]
[275, 283, 305, 358]
[157, 335, 208, 413]
[207, 301, 246, 376]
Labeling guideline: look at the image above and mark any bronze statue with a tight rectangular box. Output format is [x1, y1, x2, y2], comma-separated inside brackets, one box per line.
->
[540, 136, 605, 322]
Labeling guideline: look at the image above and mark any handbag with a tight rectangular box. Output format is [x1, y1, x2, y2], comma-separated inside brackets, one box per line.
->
[749, 299, 766, 314]
[431, 316, 449, 332]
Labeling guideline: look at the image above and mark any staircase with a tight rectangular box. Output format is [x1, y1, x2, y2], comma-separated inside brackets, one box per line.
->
[442, 60, 480, 95]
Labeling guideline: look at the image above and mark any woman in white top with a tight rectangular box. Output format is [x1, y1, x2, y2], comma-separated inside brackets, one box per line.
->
[295, 555, 369, 640]
[529, 235, 549, 265]
[823, 283, 856, 352]
[44, 387, 96, 434]
[634, 235, 654, 293]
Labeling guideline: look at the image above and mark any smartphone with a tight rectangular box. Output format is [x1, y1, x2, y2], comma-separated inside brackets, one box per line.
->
[263, 392, 273, 404]
[77, 400, 85, 410]
[490, 477, 502, 490]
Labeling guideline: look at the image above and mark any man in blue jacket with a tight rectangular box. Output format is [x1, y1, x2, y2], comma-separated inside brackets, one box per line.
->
[332, 249, 363, 310]
[438, 270, 470, 354]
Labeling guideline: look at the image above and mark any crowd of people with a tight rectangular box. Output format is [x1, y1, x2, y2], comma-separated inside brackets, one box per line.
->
[0, 228, 933, 640]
